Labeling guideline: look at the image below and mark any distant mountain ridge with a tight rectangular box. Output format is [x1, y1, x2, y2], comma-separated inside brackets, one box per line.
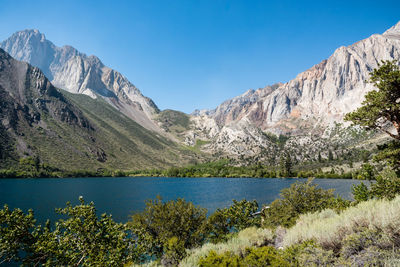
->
[0, 29, 161, 132]
[197, 21, 400, 133]
[182, 21, 400, 160]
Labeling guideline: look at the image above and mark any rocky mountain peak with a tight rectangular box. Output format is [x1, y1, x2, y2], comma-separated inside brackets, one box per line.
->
[185, 21, 400, 158]
[2, 29, 50, 54]
[1, 30, 55, 78]
[1, 30, 163, 133]
[13, 29, 46, 42]
[383, 21, 400, 38]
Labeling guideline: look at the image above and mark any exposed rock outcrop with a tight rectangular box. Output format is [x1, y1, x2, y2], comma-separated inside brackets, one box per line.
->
[1, 30, 161, 132]
[187, 22, 400, 158]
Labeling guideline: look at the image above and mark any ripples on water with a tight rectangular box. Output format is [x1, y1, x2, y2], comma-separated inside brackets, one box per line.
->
[0, 177, 361, 223]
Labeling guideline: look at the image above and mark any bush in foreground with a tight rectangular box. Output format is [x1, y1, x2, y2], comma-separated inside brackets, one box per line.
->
[176, 195, 400, 267]
[198, 246, 289, 267]
[263, 179, 350, 228]
[0, 197, 136, 266]
[282, 195, 400, 251]
[207, 199, 260, 243]
[179, 227, 274, 267]
[352, 167, 400, 202]
[128, 196, 208, 262]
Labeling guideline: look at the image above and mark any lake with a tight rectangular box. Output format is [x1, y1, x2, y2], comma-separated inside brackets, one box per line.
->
[0, 177, 361, 223]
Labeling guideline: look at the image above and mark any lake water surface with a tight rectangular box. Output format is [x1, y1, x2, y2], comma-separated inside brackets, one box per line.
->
[0, 177, 361, 223]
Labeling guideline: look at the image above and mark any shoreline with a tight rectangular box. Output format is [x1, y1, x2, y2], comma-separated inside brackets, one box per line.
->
[0, 174, 360, 180]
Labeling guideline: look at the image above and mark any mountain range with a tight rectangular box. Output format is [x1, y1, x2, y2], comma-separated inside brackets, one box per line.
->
[0, 47, 201, 170]
[185, 21, 400, 161]
[1, 22, 399, 170]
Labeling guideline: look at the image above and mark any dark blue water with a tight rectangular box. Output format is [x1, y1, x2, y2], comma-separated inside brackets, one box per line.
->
[0, 177, 361, 223]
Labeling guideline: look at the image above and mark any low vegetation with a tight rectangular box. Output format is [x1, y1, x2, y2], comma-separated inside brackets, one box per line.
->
[175, 193, 400, 267]
[128, 159, 367, 179]
[282, 196, 400, 249]
[262, 179, 350, 228]
[0, 156, 129, 178]
[180, 227, 274, 267]
[0, 156, 366, 179]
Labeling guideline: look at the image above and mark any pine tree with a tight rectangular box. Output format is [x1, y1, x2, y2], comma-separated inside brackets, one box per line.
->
[345, 60, 400, 171]
[328, 149, 334, 161]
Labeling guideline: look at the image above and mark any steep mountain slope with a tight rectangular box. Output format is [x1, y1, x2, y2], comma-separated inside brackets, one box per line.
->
[200, 22, 400, 133]
[185, 22, 400, 161]
[0, 29, 161, 133]
[0, 48, 202, 170]
[63, 92, 203, 169]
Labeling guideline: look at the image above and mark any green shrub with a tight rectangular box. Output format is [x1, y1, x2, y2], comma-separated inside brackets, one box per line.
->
[198, 251, 241, 267]
[242, 246, 289, 267]
[355, 163, 376, 180]
[279, 240, 336, 266]
[263, 179, 350, 228]
[198, 246, 289, 267]
[207, 199, 260, 243]
[0, 198, 136, 266]
[206, 208, 231, 243]
[226, 199, 260, 231]
[340, 229, 392, 259]
[161, 237, 187, 266]
[338, 247, 394, 267]
[296, 245, 335, 267]
[280, 240, 315, 266]
[128, 196, 208, 260]
[352, 168, 400, 201]
[0, 205, 37, 265]
[352, 182, 372, 203]
[180, 227, 274, 267]
[370, 176, 400, 200]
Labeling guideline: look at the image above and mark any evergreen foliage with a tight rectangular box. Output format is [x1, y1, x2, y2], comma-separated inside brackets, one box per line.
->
[345, 60, 400, 139]
[345, 60, 400, 172]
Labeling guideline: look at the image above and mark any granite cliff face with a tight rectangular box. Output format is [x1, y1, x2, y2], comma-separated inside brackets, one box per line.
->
[0, 30, 160, 132]
[202, 21, 400, 132]
[187, 22, 400, 159]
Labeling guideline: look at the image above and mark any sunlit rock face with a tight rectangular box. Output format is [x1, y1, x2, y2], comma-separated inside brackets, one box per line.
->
[202, 22, 400, 132]
[1, 29, 161, 132]
[188, 22, 400, 156]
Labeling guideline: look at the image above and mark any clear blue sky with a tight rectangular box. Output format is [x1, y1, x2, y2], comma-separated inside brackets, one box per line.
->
[0, 0, 399, 113]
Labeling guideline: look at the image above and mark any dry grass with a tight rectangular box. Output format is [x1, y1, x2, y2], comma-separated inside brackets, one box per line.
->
[130, 261, 161, 267]
[130, 227, 274, 267]
[282, 195, 400, 250]
[179, 227, 274, 267]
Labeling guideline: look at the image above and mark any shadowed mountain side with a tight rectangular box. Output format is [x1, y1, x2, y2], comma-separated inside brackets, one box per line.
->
[63, 92, 205, 170]
[0, 48, 205, 170]
[0, 29, 162, 133]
